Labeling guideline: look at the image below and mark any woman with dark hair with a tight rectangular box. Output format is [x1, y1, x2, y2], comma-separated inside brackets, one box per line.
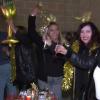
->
[77, 22, 100, 46]
[55, 21, 100, 100]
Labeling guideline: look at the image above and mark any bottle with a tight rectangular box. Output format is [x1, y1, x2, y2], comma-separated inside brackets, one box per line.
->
[38, 92, 46, 100]
[50, 91, 57, 100]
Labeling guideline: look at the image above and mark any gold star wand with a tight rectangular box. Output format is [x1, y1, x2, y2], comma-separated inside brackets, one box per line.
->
[74, 12, 92, 22]
[1, 0, 18, 82]
[36, 2, 56, 35]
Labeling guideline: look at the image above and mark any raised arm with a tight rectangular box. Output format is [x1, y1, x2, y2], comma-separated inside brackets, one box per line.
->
[28, 6, 43, 47]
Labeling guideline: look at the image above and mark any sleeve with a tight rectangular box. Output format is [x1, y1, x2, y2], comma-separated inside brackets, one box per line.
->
[28, 15, 44, 47]
[65, 48, 97, 69]
[70, 52, 96, 69]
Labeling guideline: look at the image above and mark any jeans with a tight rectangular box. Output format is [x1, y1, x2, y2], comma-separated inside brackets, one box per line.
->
[38, 79, 48, 90]
[48, 76, 63, 100]
[0, 63, 17, 100]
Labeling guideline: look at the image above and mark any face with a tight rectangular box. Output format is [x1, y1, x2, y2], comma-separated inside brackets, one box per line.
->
[80, 25, 92, 44]
[48, 24, 60, 42]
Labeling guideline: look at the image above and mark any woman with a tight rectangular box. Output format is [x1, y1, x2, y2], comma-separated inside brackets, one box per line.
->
[28, 6, 66, 100]
[55, 22, 100, 100]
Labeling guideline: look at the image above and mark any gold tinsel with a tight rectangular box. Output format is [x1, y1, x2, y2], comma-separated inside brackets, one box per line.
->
[62, 62, 74, 91]
[62, 40, 79, 91]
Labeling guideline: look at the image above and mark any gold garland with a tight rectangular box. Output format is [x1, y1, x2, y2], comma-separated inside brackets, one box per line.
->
[62, 62, 74, 91]
[89, 43, 99, 53]
[62, 40, 79, 91]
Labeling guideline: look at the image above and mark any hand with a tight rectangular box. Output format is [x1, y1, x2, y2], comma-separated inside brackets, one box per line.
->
[55, 45, 67, 55]
[6, 18, 13, 25]
[6, 18, 17, 33]
[31, 4, 40, 16]
[0, 6, 6, 15]
[43, 34, 52, 47]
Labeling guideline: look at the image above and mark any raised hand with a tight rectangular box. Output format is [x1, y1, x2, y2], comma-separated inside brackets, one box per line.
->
[42, 33, 52, 48]
[6, 18, 17, 33]
[31, 4, 41, 16]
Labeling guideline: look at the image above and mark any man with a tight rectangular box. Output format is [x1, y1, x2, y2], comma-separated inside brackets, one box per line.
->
[0, 31, 17, 100]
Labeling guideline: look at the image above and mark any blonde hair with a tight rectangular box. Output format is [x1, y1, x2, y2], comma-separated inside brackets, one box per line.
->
[46, 22, 65, 44]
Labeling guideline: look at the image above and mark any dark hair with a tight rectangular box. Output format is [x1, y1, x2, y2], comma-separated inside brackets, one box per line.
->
[16, 26, 27, 34]
[77, 22, 100, 46]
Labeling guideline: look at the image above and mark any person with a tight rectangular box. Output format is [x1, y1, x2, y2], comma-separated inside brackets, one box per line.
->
[28, 5, 66, 100]
[0, 31, 17, 100]
[93, 52, 100, 100]
[7, 19, 38, 91]
[55, 22, 100, 100]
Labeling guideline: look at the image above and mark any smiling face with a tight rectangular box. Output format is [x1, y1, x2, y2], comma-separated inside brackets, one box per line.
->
[80, 25, 93, 45]
[48, 24, 60, 43]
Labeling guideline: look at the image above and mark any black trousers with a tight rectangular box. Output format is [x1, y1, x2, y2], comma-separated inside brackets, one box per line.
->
[73, 69, 89, 100]
[73, 68, 96, 100]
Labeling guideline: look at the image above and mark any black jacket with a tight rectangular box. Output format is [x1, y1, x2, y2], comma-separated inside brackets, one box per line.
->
[28, 16, 66, 81]
[70, 46, 100, 70]
[14, 31, 38, 89]
[66, 43, 100, 100]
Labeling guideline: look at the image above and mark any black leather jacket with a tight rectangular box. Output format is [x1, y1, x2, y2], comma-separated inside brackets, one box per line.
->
[70, 47, 100, 70]
[66, 44, 100, 100]
[14, 31, 38, 88]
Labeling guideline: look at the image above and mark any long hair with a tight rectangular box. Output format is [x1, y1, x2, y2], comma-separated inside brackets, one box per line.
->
[77, 22, 100, 47]
[46, 22, 63, 43]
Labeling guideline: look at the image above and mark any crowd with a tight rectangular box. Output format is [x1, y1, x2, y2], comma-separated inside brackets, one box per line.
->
[0, 4, 100, 100]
